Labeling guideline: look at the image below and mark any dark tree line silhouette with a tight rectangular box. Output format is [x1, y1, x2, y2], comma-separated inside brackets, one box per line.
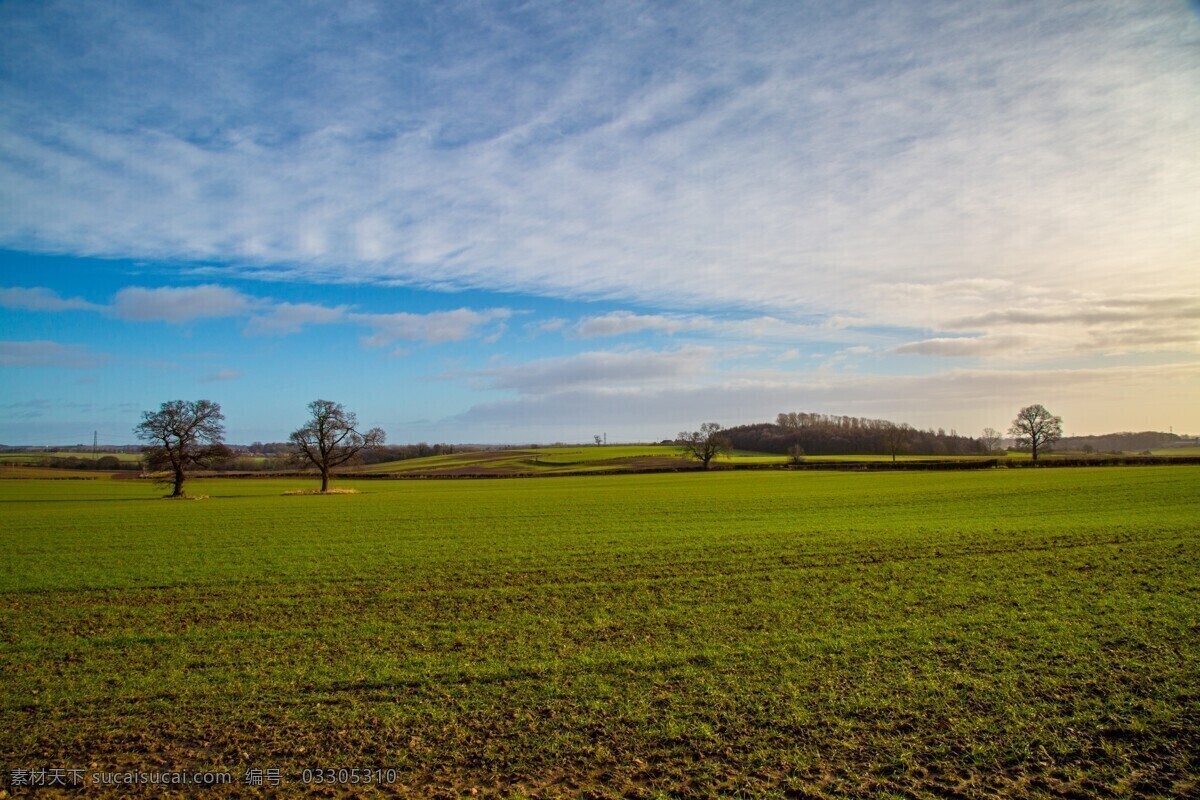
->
[723, 412, 988, 458]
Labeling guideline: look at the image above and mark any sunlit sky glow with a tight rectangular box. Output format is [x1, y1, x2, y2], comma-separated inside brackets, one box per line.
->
[1, 0, 1198, 444]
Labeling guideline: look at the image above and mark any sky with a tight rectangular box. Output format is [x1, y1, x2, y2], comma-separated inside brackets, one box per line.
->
[1, 0, 1198, 445]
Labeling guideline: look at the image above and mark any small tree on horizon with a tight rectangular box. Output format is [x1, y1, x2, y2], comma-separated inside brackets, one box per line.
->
[289, 400, 386, 491]
[881, 421, 912, 463]
[980, 427, 1002, 453]
[134, 400, 230, 497]
[1008, 404, 1062, 462]
[678, 423, 732, 469]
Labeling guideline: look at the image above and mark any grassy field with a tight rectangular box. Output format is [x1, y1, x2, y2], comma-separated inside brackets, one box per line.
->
[352, 445, 1000, 477]
[1, 467, 1198, 797]
[353, 445, 750, 475]
[0, 452, 143, 463]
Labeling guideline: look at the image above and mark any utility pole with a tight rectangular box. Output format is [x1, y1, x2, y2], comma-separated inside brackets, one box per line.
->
[93, 430, 97, 460]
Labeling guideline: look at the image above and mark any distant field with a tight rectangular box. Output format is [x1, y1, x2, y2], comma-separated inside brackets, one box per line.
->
[2, 467, 1197, 797]
[354, 445, 999, 477]
[354, 445, 715, 475]
[1152, 446, 1200, 456]
[0, 452, 142, 467]
[0, 465, 108, 479]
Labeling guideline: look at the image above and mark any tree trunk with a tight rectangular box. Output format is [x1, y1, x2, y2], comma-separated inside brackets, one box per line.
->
[172, 468, 185, 497]
[1031, 441, 1039, 461]
[320, 467, 330, 492]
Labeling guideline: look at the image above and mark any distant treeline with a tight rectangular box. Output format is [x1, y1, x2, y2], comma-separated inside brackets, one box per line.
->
[725, 413, 989, 457]
[1055, 431, 1189, 453]
[6, 455, 143, 471]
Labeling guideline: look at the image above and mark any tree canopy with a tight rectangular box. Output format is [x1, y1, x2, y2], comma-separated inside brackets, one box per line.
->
[134, 400, 229, 496]
[678, 423, 732, 469]
[289, 400, 386, 491]
[1008, 404, 1063, 461]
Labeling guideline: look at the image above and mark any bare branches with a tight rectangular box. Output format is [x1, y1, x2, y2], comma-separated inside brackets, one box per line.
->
[881, 422, 912, 463]
[678, 422, 731, 469]
[289, 400, 386, 491]
[133, 400, 226, 496]
[1008, 404, 1063, 461]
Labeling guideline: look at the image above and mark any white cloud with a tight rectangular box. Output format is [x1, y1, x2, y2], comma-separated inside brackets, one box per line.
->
[460, 346, 714, 395]
[0, 287, 100, 312]
[569, 310, 840, 345]
[526, 317, 568, 335]
[573, 311, 696, 338]
[244, 302, 348, 335]
[111, 285, 256, 323]
[891, 336, 1027, 358]
[200, 369, 241, 383]
[351, 308, 512, 346]
[0, 340, 111, 368]
[5, 279, 513, 346]
[0, 2, 1194, 338]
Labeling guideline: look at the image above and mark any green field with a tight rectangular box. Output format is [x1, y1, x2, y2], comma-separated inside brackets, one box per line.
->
[1152, 446, 1200, 456]
[2, 468, 1198, 797]
[352, 445, 760, 475]
[352, 445, 999, 477]
[0, 451, 143, 466]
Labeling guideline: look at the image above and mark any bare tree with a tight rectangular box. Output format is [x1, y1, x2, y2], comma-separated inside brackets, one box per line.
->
[881, 422, 911, 462]
[593, 435, 603, 446]
[787, 444, 806, 465]
[979, 427, 1002, 453]
[290, 400, 386, 491]
[134, 400, 229, 497]
[678, 423, 732, 469]
[1008, 404, 1062, 461]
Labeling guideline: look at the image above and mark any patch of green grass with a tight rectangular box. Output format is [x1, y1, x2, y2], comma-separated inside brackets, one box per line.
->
[355, 445, 999, 476]
[0, 451, 143, 463]
[1, 467, 1197, 797]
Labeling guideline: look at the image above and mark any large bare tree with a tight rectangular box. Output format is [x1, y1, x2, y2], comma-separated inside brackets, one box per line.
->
[134, 400, 229, 497]
[1008, 404, 1062, 461]
[290, 400, 386, 491]
[979, 427, 1002, 453]
[678, 422, 732, 469]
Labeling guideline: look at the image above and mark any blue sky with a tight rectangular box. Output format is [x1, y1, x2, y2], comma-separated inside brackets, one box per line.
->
[1, 0, 1198, 445]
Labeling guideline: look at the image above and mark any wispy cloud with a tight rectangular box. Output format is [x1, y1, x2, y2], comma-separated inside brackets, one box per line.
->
[200, 369, 241, 383]
[352, 308, 512, 346]
[0, 287, 100, 312]
[112, 285, 256, 323]
[4, 283, 512, 345]
[0, 2, 1194, 329]
[459, 346, 714, 395]
[0, 340, 111, 368]
[569, 310, 838, 344]
[892, 336, 1027, 359]
[0, 399, 51, 418]
[244, 302, 348, 335]
[573, 311, 697, 339]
